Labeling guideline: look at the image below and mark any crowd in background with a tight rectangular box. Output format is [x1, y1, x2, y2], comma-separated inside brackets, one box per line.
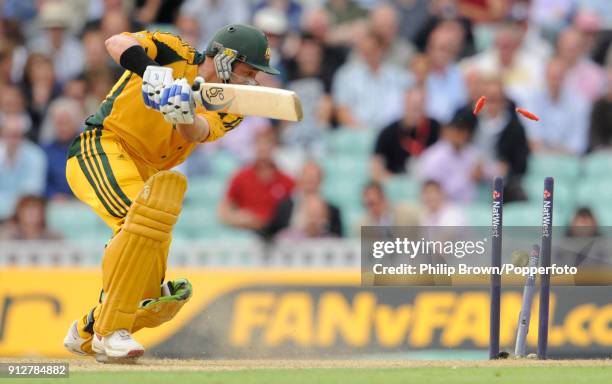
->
[1, 0, 611, 242]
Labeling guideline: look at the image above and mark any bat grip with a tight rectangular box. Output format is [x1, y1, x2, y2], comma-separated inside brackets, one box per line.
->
[191, 77, 204, 107]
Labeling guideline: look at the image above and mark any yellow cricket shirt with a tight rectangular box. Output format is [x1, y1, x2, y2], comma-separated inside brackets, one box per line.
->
[81, 30, 243, 170]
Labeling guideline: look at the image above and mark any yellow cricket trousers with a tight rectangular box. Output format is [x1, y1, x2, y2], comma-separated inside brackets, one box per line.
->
[66, 127, 171, 338]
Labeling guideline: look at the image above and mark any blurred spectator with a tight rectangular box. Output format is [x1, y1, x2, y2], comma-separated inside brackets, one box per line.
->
[28, 1, 85, 84]
[275, 194, 336, 240]
[21, 53, 61, 140]
[326, 0, 367, 25]
[372, 87, 440, 180]
[253, 0, 303, 33]
[135, 0, 184, 25]
[211, 117, 272, 164]
[511, 1, 554, 60]
[566, 207, 600, 238]
[462, 66, 484, 105]
[253, 7, 289, 86]
[393, 0, 430, 42]
[419, 179, 467, 226]
[0, 19, 27, 83]
[356, 181, 420, 231]
[0, 84, 27, 115]
[175, 10, 204, 51]
[424, 23, 468, 124]
[525, 57, 591, 155]
[82, 28, 113, 73]
[1, 0, 37, 21]
[294, 8, 350, 92]
[0, 113, 47, 220]
[457, 0, 509, 23]
[464, 21, 544, 107]
[219, 129, 295, 231]
[180, 0, 248, 44]
[414, 0, 475, 58]
[84, 68, 116, 114]
[264, 161, 342, 241]
[573, 9, 602, 58]
[41, 98, 83, 200]
[0, 195, 61, 240]
[39, 97, 84, 144]
[409, 54, 430, 88]
[63, 76, 88, 110]
[557, 27, 606, 102]
[369, 3, 415, 67]
[284, 37, 331, 156]
[0, 48, 14, 87]
[417, 118, 490, 203]
[529, 0, 576, 38]
[85, 0, 145, 33]
[589, 65, 612, 152]
[454, 76, 529, 201]
[332, 28, 412, 129]
[575, 0, 612, 65]
[100, 9, 132, 39]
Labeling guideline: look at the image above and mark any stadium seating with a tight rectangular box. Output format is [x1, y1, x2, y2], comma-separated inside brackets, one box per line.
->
[522, 175, 575, 209]
[585, 203, 612, 226]
[582, 152, 612, 177]
[174, 206, 220, 238]
[208, 150, 240, 179]
[503, 201, 571, 227]
[47, 202, 111, 240]
[185, 177, 227, 205]
[575, 178, 612, 206]
[503, 202, 546, 227]
[322, 176, 364, 210]
[326, 128, 376, 156]
[463, 203, 492, 226]
[527, 154, 581, 183]
[42, 153, 612, 241]
[384, 176, 421, 203]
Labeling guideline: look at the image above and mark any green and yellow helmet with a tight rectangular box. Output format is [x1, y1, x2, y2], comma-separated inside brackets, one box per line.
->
[205, 24, 280, 75]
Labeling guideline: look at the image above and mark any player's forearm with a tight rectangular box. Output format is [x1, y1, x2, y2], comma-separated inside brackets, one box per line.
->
[176, 115, 210, 143]
[106, 34, 158, 77]
[106, 34, 140, 63]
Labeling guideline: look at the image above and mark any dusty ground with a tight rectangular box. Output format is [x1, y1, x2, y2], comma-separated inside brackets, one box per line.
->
[0, 357, 610, 372]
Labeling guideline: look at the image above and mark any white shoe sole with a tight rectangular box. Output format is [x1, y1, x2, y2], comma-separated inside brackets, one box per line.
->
[92, 338, 145, 360]
[95, 350, 143, 364]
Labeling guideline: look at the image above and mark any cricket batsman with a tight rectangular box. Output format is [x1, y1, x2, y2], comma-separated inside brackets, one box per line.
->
[62, 24, 279, 361]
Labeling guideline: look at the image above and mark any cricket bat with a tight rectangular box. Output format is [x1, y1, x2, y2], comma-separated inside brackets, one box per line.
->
[192, 82, 303, 122]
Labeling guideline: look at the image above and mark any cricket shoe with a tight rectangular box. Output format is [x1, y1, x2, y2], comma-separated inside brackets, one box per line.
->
[92, 329, 144, 363]
[63, 320, 93, 356]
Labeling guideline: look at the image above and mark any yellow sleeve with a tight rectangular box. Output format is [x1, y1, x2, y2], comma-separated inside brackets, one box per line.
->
[150, 31, 192, 61]
[198, 109, 244, 143]
[121, 31, 192, 63]
[121, 31, 158, 59]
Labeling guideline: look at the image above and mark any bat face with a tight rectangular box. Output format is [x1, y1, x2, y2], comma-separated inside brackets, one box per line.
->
[195, 83, 303, 121]
[201, 86, 234, 112]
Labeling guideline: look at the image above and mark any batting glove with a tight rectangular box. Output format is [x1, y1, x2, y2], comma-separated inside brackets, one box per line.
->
[142, 65, 173, 110]
[213, 47, 237, 82]
[160, 78, 195, 125]
[139, 278, 193, 309]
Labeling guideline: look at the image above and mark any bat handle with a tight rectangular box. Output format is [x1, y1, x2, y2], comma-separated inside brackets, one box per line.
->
[191, 76, 204, 107]
[192, 79, 203, 92]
